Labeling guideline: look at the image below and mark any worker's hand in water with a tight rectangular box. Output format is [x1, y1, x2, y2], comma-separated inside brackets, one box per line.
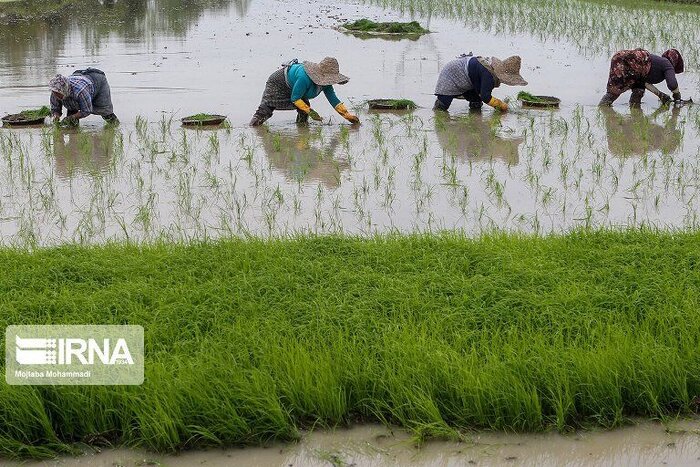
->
[308, 109, 323, 121]
[51, 113, 61, 123]
[659, 92, 672, 104]
[488, 97, 509, 112]
[673, 91, 682, 103]
[60, 116, 79, 127]
[335, 103, 360, 124]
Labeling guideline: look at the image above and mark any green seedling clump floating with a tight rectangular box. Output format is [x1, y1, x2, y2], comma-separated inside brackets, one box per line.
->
[343, 18, 429, 34]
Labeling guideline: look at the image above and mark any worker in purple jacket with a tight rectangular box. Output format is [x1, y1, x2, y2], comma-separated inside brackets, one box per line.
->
[599, 48, 685, 106]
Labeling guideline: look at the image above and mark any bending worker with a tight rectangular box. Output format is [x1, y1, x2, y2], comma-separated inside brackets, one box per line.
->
[49, 68, 118, 125]
[250, 57, 359, 126]
[599, 48, 685, 106]
[433, 54, 527, 112]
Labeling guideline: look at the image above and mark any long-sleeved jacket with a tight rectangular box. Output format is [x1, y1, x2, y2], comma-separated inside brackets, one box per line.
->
[286, 63, 341, 107]
[434, 56, 496, 103]
[50, 75, 95, 117]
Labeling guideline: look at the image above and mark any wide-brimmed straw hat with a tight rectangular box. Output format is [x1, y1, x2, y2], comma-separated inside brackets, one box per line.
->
[490, 56, 528, 86]
[303, 57, 350, 86]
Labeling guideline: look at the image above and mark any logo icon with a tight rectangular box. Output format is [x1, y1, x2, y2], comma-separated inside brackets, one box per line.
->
[15, 336, 57, 365]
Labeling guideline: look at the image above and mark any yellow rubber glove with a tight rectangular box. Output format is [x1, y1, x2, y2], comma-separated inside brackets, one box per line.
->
[293, 99, 322, 121]
[488, 97, 509, 112]
[335, 103, 360, 124]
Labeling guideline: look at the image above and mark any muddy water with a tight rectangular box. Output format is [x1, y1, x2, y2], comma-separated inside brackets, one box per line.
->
[0, 0, 698, 244]
[12, 420, 700, 466]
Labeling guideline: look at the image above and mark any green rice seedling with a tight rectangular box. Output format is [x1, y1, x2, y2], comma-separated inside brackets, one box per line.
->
[208, 132, 220, 156]
[159, 114, 173, 138]
[135, 115, 148, 139]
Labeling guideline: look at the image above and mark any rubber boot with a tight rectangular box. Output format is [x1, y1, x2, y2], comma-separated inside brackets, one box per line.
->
[103, 113, 119, 125]
[598, 93, 617, 107]
[433, 99, 448, 111]
[249, 116, 266, 126]
[629, 88, 644, 107]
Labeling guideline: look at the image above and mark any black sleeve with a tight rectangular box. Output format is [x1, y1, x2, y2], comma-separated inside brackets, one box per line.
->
[479, 69, 495, 103]
[469, 60, 495, 103]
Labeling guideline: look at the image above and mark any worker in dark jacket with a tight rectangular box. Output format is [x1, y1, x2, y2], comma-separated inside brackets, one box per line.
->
[433, 54, 527, 112]
[599, 48, 685, 106]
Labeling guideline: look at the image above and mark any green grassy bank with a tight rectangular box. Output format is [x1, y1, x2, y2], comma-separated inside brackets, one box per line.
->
[1, 231, 700, 458]
[0, 0, 79, 22]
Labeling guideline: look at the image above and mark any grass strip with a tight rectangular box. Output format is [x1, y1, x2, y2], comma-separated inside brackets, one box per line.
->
[1, 230, 700, 458]
[0, 0, 81, 22]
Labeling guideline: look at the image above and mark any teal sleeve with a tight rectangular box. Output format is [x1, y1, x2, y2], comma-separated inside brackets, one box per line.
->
[323, 86, 341, 108]
[290, 73, 310, 103]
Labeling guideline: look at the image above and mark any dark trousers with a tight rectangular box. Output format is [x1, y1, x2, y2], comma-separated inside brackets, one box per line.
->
[252, 99, 310, 125]
[434, 91, 484, 111]
[599, 87, 645, 106]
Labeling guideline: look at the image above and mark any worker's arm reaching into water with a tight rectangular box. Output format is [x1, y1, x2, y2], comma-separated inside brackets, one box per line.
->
[645, 84, 673, 104]
[334, 103, 360, 124]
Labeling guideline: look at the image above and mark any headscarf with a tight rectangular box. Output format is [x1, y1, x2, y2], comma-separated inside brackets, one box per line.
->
[49, 75, 70, 97]
[662, 49, 684, 74]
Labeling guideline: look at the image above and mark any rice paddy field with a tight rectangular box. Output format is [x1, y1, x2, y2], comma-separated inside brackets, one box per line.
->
[1, 0, 700, 463]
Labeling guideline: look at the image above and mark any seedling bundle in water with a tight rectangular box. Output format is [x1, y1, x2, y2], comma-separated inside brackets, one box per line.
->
[517, 92, 546, 103]
[517, 92, 561, 108]
[343, 19, 429, 35]
[368, 99, 417, 110]
[181, 113, 227, 126]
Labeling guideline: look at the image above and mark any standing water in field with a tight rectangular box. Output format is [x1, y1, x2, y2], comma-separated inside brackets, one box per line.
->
[11, 420, 700, 466]
[0, 0, 698, 245]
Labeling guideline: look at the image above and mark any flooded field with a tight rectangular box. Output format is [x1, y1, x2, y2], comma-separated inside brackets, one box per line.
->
[0, 0, 698, 245]
[15, 420, 700, 466]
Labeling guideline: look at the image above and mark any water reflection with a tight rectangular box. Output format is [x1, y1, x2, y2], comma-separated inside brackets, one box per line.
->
[53, 128, 117, 178]
[0, 0, 243, 78]
[434, 112, 522, 164]
[601, 106, 682, 157]
[255, 126, 350, 189]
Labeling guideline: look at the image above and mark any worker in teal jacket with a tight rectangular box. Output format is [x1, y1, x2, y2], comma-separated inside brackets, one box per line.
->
[250, 57, 359, 126]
